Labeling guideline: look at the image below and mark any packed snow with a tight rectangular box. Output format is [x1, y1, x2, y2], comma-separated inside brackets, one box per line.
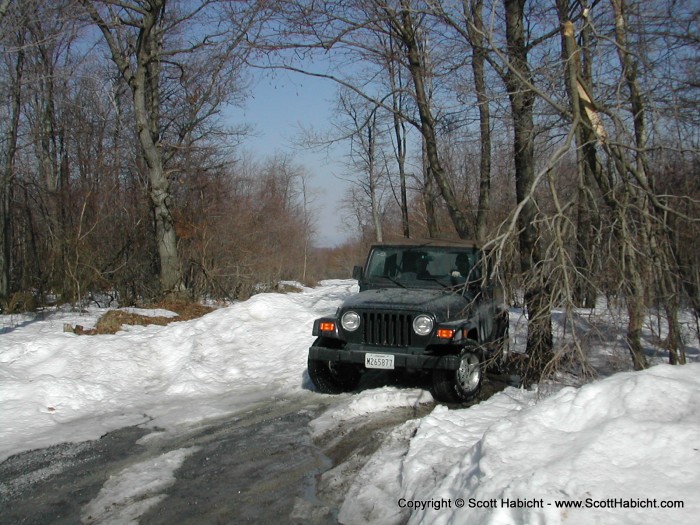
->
[80, 447, 197, 524]
[2, 279, 699, 524]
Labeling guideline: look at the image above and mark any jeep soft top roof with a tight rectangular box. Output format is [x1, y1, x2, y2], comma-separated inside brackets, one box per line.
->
[368, 238, 481, 250]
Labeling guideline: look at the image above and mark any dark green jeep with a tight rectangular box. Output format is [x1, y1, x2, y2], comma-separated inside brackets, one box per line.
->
[307, 240, 509, 403]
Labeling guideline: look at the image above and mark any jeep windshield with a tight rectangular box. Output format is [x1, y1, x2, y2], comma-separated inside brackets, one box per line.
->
[364, 245, 481, 290]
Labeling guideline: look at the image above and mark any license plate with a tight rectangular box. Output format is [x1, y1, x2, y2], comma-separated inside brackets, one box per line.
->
[365, 353, 395, 370]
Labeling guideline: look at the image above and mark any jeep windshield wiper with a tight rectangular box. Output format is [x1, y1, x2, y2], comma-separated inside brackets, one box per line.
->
[376, 275, 407, 288]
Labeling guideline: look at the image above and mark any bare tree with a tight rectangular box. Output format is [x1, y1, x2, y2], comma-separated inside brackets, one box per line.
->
[81, 0, 263, 297]
[335, 91, 386, 242]
[385, 36, 411, 238]
[81, 0, 185, 296]
[430, 0, 494, 242]
[0, 12, 24, 305]
[269, 0, 474, 238]
[555, 1, 601, 308]
[390, 0, 473, 238]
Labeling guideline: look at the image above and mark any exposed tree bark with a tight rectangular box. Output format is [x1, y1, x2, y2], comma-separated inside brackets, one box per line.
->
[556, 3, 600, 308]
[575, 6, 603, 309]
[550, 1, 654, 371]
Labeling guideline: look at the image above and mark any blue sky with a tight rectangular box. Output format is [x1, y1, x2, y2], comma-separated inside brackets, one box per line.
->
[231, 70, 353, 247]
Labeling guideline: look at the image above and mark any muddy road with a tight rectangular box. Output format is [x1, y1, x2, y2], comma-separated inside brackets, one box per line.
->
[0, 388, 434, 525]
[0, 366, 511, 525]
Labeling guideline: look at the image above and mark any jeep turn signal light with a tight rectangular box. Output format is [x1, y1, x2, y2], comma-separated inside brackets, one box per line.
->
[319, 321, 336, 332]
[437, 328, 455, 340]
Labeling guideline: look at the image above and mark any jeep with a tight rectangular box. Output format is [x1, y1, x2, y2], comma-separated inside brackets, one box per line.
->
[307, 240, 509, 403]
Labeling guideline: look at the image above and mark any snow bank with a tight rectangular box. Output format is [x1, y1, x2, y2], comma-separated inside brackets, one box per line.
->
[0, 280, 357, 461]
[337, 364, 700, 524]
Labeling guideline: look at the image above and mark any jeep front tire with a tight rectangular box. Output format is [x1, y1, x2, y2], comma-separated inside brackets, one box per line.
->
[432, 344, 482, 403]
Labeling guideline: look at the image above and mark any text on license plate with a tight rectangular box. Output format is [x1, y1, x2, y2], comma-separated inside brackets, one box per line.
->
[365, 353, 395, 370]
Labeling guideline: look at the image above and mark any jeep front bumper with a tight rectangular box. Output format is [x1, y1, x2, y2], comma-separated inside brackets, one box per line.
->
[308, 344, 461, 370]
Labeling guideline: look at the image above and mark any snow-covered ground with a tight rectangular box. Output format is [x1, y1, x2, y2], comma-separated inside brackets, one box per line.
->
[2, 280, 699, 524]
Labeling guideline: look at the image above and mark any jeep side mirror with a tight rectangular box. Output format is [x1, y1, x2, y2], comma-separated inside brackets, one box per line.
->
[352, 265, 363, 280]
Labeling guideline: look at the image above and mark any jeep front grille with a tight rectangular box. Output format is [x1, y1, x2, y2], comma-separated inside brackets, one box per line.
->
[361, 312, 413, 347]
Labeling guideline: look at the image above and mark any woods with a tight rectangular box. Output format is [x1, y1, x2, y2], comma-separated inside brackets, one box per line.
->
[1, 0, 698, 379]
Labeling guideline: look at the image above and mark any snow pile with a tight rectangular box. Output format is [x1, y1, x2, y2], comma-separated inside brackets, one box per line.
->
[0, 280, 356, 461]
[337, 364, 700, 524]
[310, 387, 433, 438]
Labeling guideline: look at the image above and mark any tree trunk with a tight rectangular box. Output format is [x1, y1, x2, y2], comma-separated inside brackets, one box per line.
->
[0, 30, 23, 305]
[503, 0, 553, 381]
[465, 0, 491, 244]
[397, 132, 410, 239]
[422, 140, 440, 239]
[35, 38, 67, 297]
[576, 11, 603, 308]
[387, 47, 410, 239]
[392, 99, 410, 239]
[619, 181, 650, 372]
[663, 285, 685, 365]
[612, 0, 651, 369]
[556, 7, 600, 308]
[397, 0, 472, 239]
[367, 111, 383, 243]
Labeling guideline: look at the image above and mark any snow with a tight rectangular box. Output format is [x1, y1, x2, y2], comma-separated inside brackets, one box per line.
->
[80, 447, 197, 525]
[119, 307, 179, 318]
[352, 365, 700, 525]
[0, 279, 356, 461]
[309, 388, 433, 439]
[2, 279, 699, 524]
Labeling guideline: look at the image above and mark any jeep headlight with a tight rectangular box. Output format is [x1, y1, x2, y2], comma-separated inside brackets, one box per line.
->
[412, 315, 434, 336]
[341, 311, 361, 332]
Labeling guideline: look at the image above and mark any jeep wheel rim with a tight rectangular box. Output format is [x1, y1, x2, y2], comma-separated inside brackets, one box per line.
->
[457, 353, 480, 392]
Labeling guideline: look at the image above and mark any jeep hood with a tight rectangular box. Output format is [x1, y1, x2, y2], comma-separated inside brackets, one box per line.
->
[340, 288, 470, 322]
